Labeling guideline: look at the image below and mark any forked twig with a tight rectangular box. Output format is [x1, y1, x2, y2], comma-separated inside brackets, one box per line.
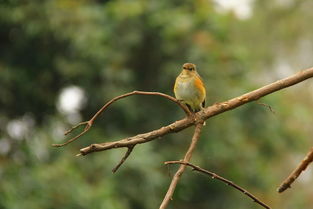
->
[52, 91, 190, 147]
[53, 121, 92, 147]
[165, 161, 271, 209]
[277, 147, 313, 193]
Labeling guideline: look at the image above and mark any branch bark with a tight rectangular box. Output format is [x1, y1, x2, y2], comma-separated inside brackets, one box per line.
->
[165, 161, 271, 209]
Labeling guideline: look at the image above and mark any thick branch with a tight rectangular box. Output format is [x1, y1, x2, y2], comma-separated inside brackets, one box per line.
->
[79, 117, 193, 155]
[165, 161, 271, 209]
[159, 122, 203, 209]
[77, 67, 313, 156]
[277, 147, 313, 193]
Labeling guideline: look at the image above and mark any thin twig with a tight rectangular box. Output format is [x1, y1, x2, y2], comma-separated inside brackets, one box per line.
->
[74, 67, 313, 156]
[112, 146, 134, 173]
[159, 122, 204, 209]
[256, 101, 276, 114]
[165, 161, 271, 209]
[277, 147, 313, 193]
[52, 91, 191, 147]
[52, 121, 92, 147]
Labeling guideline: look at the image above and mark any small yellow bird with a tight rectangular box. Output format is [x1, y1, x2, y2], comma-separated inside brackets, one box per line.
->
[174, 63, 206, 112]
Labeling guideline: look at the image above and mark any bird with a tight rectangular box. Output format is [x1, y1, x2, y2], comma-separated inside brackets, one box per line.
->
[174, 63, 206, 112]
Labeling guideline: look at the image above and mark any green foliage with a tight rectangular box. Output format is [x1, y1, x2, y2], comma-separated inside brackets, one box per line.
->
[1, 0, 313, 208]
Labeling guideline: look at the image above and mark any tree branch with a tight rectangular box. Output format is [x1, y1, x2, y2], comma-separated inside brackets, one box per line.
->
[165, 161, 271, 209]
[52, 67, 313, 208]
[277, 147, 313, 193]
[69, 67, 313, 156]
[52, 91, 190, 147]
[159, 122, 203, 209]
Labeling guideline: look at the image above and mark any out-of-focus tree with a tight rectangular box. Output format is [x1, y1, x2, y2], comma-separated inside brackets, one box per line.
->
[0, 0, 313, 208]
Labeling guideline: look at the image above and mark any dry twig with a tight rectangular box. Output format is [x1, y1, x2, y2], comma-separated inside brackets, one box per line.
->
[52, 91, 190, 147]
[112, 146, 134, 173]
[256, 101, 276, 114]
[277, 147, 313, 193]
[165, 161, 271, 209]
[159, 122, 204, 209]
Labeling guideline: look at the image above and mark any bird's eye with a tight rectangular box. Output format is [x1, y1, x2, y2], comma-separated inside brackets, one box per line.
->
[189, 68, 193, 71]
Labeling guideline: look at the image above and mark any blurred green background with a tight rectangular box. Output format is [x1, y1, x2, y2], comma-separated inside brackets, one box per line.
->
[1, 0, 313, 208]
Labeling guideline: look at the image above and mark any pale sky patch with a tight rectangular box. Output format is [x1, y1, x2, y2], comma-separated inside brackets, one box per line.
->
[57, 86, 86, 114]
[214, 0, 254, 20]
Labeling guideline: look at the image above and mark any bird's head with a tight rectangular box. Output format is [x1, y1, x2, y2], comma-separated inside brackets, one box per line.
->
[181, 63, 197, 75]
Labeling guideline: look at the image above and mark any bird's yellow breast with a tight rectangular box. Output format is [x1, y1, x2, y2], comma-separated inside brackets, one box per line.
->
[174, 65, 206, 112]
[174, 73, 205, 109]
